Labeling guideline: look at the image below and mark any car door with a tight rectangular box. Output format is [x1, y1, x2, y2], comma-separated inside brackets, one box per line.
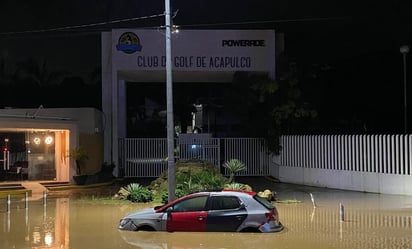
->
[206, 195, 248, 232]
[166, 195, 209, 232]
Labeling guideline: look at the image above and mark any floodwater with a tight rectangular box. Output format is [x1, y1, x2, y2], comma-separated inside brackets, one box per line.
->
[1, 186, 412, 249]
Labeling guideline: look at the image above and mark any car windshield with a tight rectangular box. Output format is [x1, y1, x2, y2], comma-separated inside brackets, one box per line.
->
[253, 195, 274, 210]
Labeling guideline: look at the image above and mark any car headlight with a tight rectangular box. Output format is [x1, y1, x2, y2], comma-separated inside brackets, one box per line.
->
[119, 218, 130, 227]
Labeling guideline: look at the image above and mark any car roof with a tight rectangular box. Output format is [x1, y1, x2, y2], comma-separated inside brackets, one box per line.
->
[221, 189, 256, 196]
[183, 190, 257, 198]
[156, 190, 257, 212]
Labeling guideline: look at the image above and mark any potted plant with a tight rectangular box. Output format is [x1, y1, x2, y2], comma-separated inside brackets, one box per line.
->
[69, 146, 89, 184]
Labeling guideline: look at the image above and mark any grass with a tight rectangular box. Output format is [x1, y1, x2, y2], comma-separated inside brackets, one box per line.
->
[0, 189, 32, 198]
[75, 196, 131, 205]
[46, 180, 116, 191]
[75, 194, 163, 206]
[275, 199, 301, 204]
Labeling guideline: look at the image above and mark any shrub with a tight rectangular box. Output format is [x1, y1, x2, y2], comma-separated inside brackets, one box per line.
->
[192, 171, 228, 191]
[161, 188, 186, 204]
[224, 182, 248, 191]
[176, 171, 227, 193]
[118, 183, 153, 203]
[159, 171, 228, 204]
[223, 159, 246, 183]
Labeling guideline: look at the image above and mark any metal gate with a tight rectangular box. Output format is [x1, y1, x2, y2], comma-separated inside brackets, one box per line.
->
[119, 137, 271, 177]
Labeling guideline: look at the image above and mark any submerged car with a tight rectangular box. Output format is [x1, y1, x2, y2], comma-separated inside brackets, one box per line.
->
[119, 190, 283, 233]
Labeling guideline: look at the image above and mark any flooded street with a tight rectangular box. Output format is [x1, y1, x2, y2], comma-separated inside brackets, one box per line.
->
[1, 183, 412, 249]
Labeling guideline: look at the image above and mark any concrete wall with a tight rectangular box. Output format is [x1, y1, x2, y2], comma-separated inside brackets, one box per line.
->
[79, 133, 104, 174]
[275, 135, 412, 196]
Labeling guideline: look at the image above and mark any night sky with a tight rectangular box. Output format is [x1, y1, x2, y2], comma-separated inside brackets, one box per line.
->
[0, 0, 411, 134]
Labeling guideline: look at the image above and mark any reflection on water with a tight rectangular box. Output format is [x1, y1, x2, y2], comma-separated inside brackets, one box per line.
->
[280, 203, 412, 249]
[1, 197, 69, 249]
[0, 192, 412, 249]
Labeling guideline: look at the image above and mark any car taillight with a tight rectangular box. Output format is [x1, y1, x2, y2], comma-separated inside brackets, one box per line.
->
[265, 208, 278, 221]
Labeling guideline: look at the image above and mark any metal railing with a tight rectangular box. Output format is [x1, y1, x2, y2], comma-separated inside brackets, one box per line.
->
[119, 137, 271, 177]
[280, 134, 412, 175]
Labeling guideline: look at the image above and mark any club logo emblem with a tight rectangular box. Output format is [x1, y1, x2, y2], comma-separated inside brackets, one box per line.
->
[116, 32, 142, 54]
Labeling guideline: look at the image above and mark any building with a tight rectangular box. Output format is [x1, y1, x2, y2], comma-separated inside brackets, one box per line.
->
[101, 29, 279, 176]
[0, 107, 104, 182]
[0, 29, 279, 182]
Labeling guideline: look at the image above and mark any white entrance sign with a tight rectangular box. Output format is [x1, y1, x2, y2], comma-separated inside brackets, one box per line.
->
[111, 29, 276, 73]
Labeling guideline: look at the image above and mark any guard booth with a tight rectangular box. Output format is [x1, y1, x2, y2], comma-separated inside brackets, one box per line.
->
[0, 107, 104, 183]
[0, 128, 71, 181]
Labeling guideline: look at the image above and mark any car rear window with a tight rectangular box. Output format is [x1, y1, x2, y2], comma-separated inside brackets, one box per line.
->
[253, 195, 274, 209]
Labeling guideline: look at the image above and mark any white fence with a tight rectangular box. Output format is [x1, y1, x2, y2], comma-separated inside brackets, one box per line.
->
[119, 137, 271, 178]
[120, 138, 169, 177]
[278, 135, 412, 195]
[223, 138, 271, 176]
[177, 134, 220, 167]
[120, 134, 412, 195]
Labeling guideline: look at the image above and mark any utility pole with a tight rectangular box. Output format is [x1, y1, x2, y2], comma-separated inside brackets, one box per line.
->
[165, 0, 176, 202]
[401, 45, 409, 134]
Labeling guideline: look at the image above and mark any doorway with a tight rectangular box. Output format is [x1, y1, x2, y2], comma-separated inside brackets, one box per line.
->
[0, 129, 70, 182]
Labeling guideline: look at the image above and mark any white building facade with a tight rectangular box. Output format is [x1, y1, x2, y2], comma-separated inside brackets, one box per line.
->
[101, 29, 278, 176]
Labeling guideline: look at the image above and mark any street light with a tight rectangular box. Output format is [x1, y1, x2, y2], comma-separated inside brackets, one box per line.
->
[165, 0, 176, 202]
[400, 45, 409, 134]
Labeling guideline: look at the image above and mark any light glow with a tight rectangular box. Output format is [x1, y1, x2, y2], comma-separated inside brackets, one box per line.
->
[45, 136, 53, 145]
[44, 232, 53, 246]
[33, 137, 41, 145]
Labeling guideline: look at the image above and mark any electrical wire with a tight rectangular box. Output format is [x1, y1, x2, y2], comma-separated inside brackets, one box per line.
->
[0, 13, 165, 36]
[0, 14, 348, 37]
[179, 16, 349, 28]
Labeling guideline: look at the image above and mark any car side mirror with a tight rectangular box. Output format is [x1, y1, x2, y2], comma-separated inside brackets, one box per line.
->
[166, 207, 173, 220]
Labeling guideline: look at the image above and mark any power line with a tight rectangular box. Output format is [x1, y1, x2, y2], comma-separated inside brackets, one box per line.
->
[0, 15, 349, 37]
[0, 13, 165, 36]
[179, 16, 350, 28]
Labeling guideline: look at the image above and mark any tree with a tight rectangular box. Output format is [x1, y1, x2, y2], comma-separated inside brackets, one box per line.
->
[12, 58, 67, 87]
[224, 60, 325, 154]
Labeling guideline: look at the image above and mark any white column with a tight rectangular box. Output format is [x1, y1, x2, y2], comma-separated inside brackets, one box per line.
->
[101, 31, 114, 168]
[118, 79, 127, 139]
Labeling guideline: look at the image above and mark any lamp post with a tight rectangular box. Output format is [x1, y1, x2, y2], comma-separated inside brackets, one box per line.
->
[165, 0, 176, 202]
[400, 45, 409, 134]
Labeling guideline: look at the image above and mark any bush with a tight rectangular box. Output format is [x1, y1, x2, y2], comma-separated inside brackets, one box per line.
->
[159, 171, 228, 204]
[223, 182, 252, 191]
[223, 159, 246, 183]
[129, 188, 153, 203]
[117, 183, 153, 203]
[161, 188, 186, 204]
[175, 171, 227, 194]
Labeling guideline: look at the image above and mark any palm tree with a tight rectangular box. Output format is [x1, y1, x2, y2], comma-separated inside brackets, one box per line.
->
[223, 159, 246, 183]
[13, 59, 66, 86]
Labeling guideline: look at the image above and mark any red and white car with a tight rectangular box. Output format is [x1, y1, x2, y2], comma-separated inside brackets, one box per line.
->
[119, 190, 283, 233]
